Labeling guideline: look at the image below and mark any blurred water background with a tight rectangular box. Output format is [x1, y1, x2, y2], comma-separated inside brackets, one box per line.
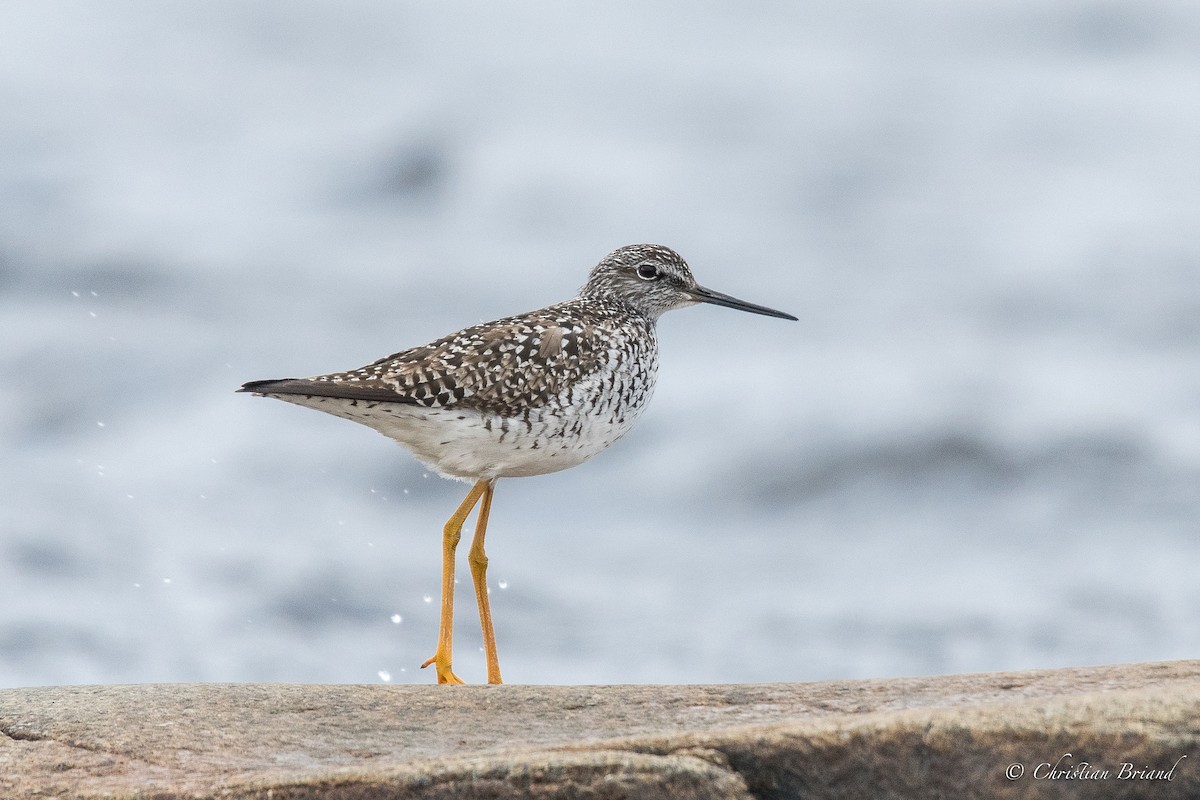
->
[1, 1, 1198, 687]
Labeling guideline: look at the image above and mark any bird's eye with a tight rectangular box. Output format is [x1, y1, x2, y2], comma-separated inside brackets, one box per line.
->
[636, 264, 659, 281]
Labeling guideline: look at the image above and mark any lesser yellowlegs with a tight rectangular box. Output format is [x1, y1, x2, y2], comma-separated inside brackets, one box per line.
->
[239, 244, 796, 684]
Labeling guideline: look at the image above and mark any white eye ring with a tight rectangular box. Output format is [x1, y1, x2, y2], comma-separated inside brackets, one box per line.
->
[636, 264, 659, 281]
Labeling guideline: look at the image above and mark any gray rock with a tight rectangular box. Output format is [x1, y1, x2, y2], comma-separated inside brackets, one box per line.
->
[1, 660, 1197, 798]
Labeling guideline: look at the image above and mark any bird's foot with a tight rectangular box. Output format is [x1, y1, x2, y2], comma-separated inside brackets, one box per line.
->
[421, 653, 466, 685]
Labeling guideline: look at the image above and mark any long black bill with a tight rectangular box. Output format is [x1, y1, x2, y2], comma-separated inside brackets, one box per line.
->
[688, 284, 798, 321]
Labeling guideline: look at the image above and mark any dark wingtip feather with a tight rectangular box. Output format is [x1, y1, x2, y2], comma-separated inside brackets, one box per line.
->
[237, 378, 294, 394]
[237, 377, 414, 403]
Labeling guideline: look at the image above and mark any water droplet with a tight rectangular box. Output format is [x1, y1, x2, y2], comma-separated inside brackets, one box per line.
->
[498, 580, 508, 589]
[422, 594, 432, 603]
[391, 614, 402, 624]
[132, 583, 141, 589]
[96, 421, 106, 428]
[378, 670, 392, 683]
[162, 578, 172, 585]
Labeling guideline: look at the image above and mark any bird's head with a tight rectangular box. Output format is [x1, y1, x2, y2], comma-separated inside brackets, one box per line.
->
[579, 244, 798, 322]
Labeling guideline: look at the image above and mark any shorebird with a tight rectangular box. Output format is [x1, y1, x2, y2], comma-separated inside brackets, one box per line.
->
[239, 244, 796, 684]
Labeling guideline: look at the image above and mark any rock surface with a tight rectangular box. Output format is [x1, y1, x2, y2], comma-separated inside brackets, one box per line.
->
[1, 660, 1197, 799]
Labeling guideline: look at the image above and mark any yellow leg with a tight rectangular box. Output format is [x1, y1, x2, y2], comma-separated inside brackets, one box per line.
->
[420, 479, 488, 685]
[468, 480, 502, 684]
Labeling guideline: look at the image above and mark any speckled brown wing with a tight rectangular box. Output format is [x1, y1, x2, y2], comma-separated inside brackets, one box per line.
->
[238, 300, 612, 417]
